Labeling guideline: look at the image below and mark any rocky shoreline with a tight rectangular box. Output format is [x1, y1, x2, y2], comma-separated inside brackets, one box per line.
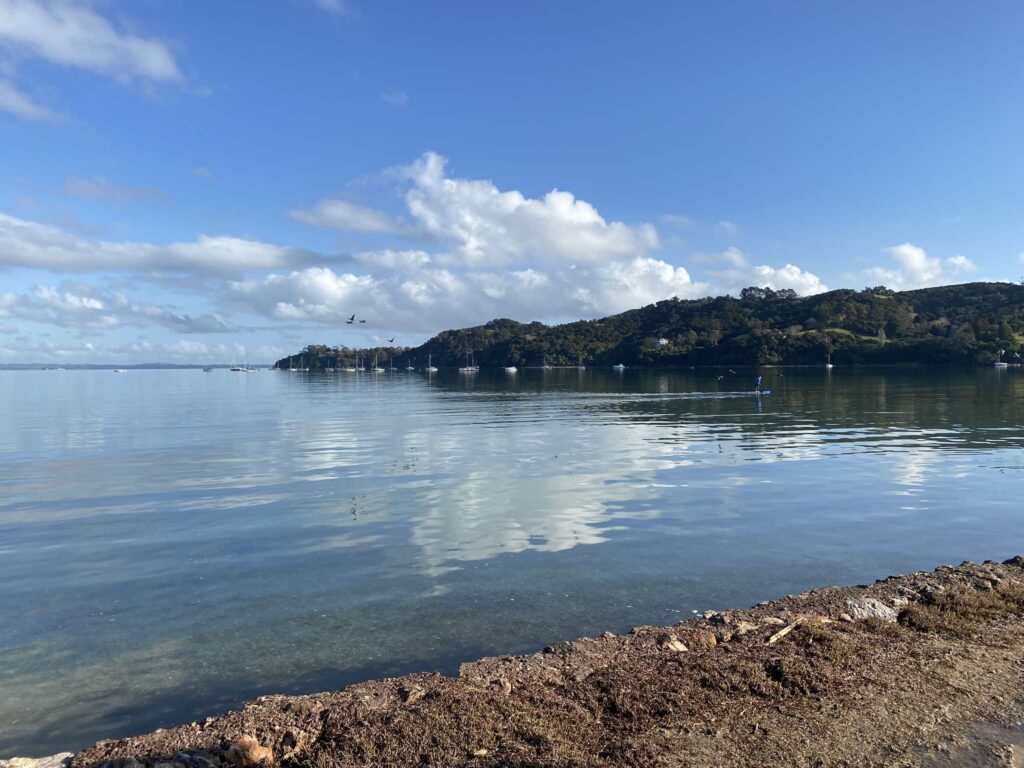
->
[6, 557, 1024, 768]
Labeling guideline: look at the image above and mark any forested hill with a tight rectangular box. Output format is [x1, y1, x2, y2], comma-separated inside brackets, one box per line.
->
[275, 282, 1024, 369]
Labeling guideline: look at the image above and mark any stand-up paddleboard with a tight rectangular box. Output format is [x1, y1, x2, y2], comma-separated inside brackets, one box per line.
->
[752, 389, 772, 396]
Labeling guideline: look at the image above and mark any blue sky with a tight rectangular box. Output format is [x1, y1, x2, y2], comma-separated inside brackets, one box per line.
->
[1, 0, 1022, 363]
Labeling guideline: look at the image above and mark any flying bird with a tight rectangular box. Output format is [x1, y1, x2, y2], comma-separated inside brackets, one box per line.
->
[388, 337, 395, 343]
[347, 314, 356, 322]
[359, 319, 367, 323]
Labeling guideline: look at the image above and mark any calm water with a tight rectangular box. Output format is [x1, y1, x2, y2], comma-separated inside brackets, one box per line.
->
[1, 367, 1022, 755]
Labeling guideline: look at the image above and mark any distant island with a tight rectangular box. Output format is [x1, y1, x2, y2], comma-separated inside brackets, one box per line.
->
[274, 281, 1024, 370]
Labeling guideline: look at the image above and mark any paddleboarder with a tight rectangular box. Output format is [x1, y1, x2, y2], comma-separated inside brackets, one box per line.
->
[754, 374, 762, 394]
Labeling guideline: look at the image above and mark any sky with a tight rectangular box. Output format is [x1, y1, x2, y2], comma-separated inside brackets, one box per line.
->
[1, 1, 1023, 364]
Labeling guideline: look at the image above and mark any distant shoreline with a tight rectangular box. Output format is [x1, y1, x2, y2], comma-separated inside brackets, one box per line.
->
[21, 556, 1021, 768]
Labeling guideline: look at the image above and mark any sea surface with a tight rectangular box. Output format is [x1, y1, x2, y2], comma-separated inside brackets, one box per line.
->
[1, 366, 1022, 756]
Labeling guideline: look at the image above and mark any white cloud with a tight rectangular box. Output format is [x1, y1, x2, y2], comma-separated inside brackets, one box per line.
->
[229, 253, 705, 333]
[0, 337, 285, 364]
[0, 282, 230, 332]
[704, 247, 827, 296]
[260, 154, 830, 331]
[291, 199, 399, 233]
[400, 151, 660, 268]
[379, 88, 408, 107]
[0, 213, 319, 273]
[714, 220, 738, 237]
[659, 213, 695, 230]
[863, 243, 976, 290]
[0, 0, 182, 83]
[0, 78, 60, 121]
[65, 175, 162, 204]
[311, 0, 346, 16]
[295, 152, 662, 270]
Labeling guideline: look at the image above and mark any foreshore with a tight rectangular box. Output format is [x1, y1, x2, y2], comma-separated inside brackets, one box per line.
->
[7, 557, 1024, 768]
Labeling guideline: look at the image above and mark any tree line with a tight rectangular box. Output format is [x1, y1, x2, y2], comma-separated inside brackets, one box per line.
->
[274, 282, 1024, 369]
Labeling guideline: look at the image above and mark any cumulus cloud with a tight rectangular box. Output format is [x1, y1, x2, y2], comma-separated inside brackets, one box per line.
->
[228, 253, 705, 333]
[0, 282, 230, 333]
[399, 152, 661, 268]
[863, 243, 976, 290]
[65, 175, 163, 204]
[296, 152, 661, 268]
[0, 78, 61, 121]
[291, 199, 399, 233]
[256, 153, 831, 331]
[703, 247, 827, 296]
[0, 0, 182, 83]
[0, 213, 319, 273]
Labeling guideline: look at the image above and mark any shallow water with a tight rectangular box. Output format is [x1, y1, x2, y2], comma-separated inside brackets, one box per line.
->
[1, 366, 1022, 755]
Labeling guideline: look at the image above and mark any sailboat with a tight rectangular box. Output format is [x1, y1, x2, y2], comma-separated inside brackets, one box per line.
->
[612, 363, 626, 370]
[577, 355, 586, 370]
[825, 353, 834, 369]
[505, 362, 517, 373]
[459, 352, 479, 373]
[357, 355, 366, 371]
[230, 353, 243, 372]
[995, 349, 1009, 368]
[372, 354, 385, 373]
[406, 358, 415, 371]
[426, 354, 438, 373]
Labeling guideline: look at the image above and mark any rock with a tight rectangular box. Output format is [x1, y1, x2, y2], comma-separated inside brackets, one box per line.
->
[99, 760, 143, 768]
[543, 641, 572, 655]
[733, 621, 758, 637]
[1001, 555, 1024, 568]
[845, 597, 898, 623]
[1, 755, 74, 768]
[153, 762, 185, 768]
[225, 735, 273, 767]
[175, 751, 220, 768]
[761, 616, 786, 626]
[399, 685, 425, 704]
[472, 748, 489, 757]
[839, 613, 854, 623]
[693, 631, 717, 648]
[489, 676, 512, 695]
[600, 631, 616, 639]
[656, 633, 688, 652]
[280, 729, 308, 754]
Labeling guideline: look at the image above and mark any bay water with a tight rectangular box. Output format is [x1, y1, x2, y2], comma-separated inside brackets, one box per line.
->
[1, 367, 1021, 755]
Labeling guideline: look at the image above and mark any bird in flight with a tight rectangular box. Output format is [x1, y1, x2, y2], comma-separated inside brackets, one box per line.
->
[359, 319, 367, 323]
[388, 337, 395, 343]
[347, 313, 355, 322]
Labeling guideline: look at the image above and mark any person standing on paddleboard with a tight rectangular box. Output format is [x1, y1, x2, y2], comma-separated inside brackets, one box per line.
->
[754, 374, 762, 394]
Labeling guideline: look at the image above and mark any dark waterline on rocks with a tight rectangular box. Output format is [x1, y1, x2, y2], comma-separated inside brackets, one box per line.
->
[1, 366, 1022, 756]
